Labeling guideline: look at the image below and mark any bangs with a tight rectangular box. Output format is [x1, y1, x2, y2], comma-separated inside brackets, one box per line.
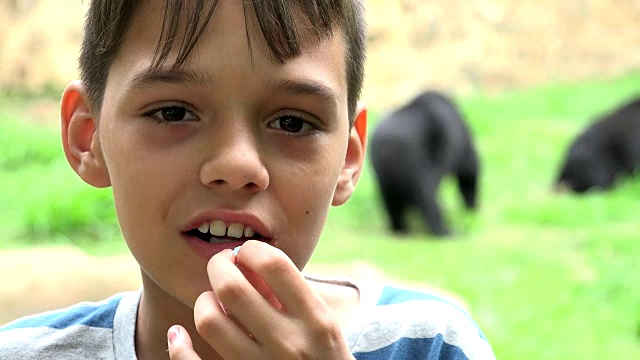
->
[150, 0, 346, 71]
[80, 0, 365, 123]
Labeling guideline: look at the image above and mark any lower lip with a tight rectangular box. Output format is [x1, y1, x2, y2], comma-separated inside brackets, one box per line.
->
[182, 234, 246, 261]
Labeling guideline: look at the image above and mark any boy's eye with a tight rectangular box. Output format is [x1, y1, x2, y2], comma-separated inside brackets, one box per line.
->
[147, 106, 197, 122]
[268, 115, 313, 134]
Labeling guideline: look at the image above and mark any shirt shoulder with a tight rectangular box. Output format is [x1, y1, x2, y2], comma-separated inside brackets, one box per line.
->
[0, 291, 136, 360]
[349, 282, 495, 360]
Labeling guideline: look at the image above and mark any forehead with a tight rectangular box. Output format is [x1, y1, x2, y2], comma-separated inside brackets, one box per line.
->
[104, 0, 348, 106]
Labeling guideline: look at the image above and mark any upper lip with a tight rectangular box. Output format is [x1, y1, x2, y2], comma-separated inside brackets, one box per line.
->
[181, 209, 273, 239]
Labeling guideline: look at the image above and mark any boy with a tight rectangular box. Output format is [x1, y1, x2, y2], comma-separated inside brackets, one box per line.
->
[0, 0, 495, 359]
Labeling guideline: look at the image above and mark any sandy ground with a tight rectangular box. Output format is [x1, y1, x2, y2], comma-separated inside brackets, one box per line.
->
[0, 247, 141, 324]
[0, 246, 468, 325]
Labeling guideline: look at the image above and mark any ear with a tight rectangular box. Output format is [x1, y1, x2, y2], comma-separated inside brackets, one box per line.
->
[61, 80, 111, 188]
[332, 103, 367, 206]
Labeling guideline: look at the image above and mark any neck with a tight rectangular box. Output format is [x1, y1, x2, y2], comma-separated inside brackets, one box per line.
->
[135, 270, 223, 360]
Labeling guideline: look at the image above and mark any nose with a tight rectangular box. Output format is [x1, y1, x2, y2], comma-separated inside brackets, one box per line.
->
[199, 130, 269, 192]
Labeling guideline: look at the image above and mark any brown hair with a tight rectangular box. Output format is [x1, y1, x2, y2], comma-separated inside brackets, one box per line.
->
[79, 0, 367, 125]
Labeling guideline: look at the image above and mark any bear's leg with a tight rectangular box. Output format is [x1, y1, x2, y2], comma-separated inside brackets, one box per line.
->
[456, 173, 478, 210]
[417, 177, 450, 236]
[379, 186, 409, 234]
[456, 146, 480, 210]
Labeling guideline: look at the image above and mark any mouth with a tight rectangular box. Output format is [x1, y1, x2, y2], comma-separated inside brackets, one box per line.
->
[184, 220, 268, 244]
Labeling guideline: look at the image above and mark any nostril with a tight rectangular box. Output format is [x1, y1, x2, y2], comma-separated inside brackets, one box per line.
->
[201, 163, 269, 191]
[209, 179, 261, 191]
[245, 182, 261, 191]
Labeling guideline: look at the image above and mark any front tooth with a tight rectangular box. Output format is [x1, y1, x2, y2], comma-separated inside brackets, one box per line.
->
[209, 220, 226, 236]
[227, 223, 244, 238]
[197, 223, 209, 233]
[244, 227, 254, 238]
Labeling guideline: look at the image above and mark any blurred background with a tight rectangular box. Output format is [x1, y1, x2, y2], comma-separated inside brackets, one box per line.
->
[1, 0, 639, 358]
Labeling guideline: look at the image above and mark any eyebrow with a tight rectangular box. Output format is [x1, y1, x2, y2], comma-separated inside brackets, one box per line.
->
[269, 78, 342, 106]
[127, 68, 214, 92]
[126, 67, 341, 106]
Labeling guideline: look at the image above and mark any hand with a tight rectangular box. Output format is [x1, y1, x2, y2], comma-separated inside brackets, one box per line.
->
[168, 240, 354, 359]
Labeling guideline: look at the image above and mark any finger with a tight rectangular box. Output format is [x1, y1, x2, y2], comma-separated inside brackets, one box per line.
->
[232, 243, 351, 358]
[207, 249, 283, 337]
[194, 289, 263, 359]
[236, 260, 283, 311]
[167, 325, 201, 360]
[233, 245, 282, 311]
[236, 240, 327, 317]
[208, 249, 277, 315]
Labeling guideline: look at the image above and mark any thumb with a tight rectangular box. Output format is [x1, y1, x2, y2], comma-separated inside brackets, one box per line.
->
[167, 325, 201, 360]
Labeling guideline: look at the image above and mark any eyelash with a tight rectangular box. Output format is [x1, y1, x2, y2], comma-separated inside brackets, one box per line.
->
[142, 104, 198, 127]
[267, 112, 320, 137]
[142, 104, 321, 135]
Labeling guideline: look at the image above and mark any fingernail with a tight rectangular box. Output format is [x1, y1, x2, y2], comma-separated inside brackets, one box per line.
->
[168, 325, 180, 345]
[233, 246, 241, 256]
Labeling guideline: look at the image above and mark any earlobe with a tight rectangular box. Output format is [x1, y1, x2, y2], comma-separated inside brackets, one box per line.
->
[61, 81, 111, 188]
[332, 104, 367, 206]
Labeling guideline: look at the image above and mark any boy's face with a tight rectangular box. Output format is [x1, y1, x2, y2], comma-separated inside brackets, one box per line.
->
[63, 0, 365, 307]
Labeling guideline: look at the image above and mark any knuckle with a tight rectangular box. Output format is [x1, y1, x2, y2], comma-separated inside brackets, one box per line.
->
[272, 319, 343, 360]
[215, 276, 247, 303]
[313, 313, 340, 338]
[308, 313, 345, 348]
[194, 306, 225, 338]
[259, 251, 292, 275]
[274, 339, 314, 360]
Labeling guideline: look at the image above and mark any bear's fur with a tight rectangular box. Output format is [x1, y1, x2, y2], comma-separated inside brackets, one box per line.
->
[369, 91, 480, 237]
[556, 97, 640, 193]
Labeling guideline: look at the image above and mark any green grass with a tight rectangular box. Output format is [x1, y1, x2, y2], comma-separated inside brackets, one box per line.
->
[0, 102, 123, 255]
[1, 71, 640, 358]
[314, 71, 640, 359]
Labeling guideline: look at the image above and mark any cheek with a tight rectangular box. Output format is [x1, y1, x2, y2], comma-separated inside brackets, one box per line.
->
[270, 144, 346, 265]
[108, 159, 163, 241]
[100, 128, 188, 237]
[273, 140, 345, 212]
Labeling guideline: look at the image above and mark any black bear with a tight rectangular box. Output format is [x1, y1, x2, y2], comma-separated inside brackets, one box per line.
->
[369, 90, 480, 237]
[555, 97, 640, 193]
